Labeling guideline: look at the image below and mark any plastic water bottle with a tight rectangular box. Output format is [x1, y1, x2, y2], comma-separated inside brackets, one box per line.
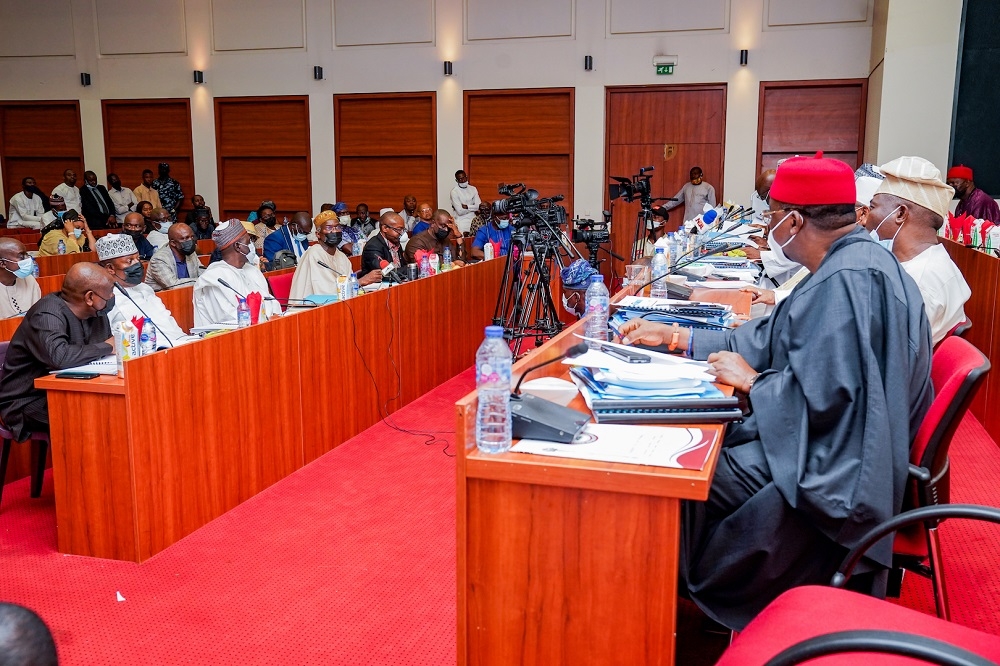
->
[236, 297, 251, 328]
[475, 325, 512, 454]
[31, 258, 39, 278]
[667, 232, 680, 269]
[442, 246, 453, 270]
[353, 235, 365, 257]
[419, 255, 431, 278]
[347, 272, 359, 299]
[139, 318, 157, 355]
[57, 239, 66, 255]
[584, 274, 610, 349]
[650, 247, 670, 299]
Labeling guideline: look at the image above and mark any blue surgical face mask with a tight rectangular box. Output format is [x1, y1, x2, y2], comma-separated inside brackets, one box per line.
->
[73, 228, 83, 239]
[498, 220, 509, 229]
[869, 206, 901, 246]
[3, 257, 34, 279]
[293, 231, 308, 242]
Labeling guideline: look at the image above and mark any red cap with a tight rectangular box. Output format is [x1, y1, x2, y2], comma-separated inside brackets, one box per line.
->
[769, 151, 856, 206]
[947, 165, 973, 181]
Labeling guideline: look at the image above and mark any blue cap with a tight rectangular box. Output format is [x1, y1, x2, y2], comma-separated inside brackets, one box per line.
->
[485, 325, 504, 338]
[655, 247, 665, 253]
[589, 274, 604, 283]
[333, 202, 348, 213]
[560, 258, 598, 289]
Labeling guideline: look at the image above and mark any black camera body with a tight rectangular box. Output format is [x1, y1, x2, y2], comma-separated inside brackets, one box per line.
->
[609, 166, 655, 204]
[493, 183, 568, 232]
[572, 218, 610, 245]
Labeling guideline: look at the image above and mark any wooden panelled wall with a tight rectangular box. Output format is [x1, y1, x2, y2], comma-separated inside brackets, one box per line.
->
[0, 101, 84, 207]
[102, 99, 196, 216]
[334, 92, 436, 213]
[605, 85, 728, 275]
[757, 79, 867, 173]
[464, 89, 574, 217]
[214, 96, 311, 221]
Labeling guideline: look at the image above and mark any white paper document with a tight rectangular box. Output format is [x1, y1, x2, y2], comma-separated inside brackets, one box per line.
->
[512, 423, 714, 469]
[51, 355, 118, 375]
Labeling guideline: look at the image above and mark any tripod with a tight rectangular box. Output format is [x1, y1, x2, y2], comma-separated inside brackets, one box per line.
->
[631, 194, 656, 263]
[493, 219, 575, 357]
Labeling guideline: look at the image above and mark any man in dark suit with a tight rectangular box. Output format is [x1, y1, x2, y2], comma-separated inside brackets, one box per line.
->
[80, 170, 118, 229]
[362, 211, 407, 273]
[263, 211, 312, 264]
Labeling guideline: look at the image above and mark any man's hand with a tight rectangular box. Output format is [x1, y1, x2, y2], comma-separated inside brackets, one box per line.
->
[358, 269, 382, 286]
[462, 203, 469, 209]
[740, 286, 775, 305]
[742, 245, 761, 260]
[706, 351, 758, 393]
[618, 319, 673, 346]
[452, 259, 466, 268]
[749, 235, 768, 249]
[107, 215, 118, 227]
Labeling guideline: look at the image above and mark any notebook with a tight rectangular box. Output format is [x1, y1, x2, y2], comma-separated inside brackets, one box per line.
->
[51, 355, 118, 376]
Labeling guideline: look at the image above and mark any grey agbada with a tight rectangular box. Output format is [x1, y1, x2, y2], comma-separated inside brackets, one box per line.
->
[683, 227, 933, 630]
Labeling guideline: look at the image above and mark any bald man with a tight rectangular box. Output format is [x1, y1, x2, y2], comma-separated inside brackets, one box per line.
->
[403, 209, 465, 266]
[0, 237, 41, 318]
[0, 263, 115, 440]
[411, 202, 434, 236]
[362, 212, 408, 273]
[145, 207, 173, 249]
[121, 211, 156, 260]
[145, 222, 203, 291]
[263, 211, 312, 263]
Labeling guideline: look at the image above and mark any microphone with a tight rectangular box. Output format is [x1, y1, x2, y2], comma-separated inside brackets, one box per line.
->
[113, 283, 174, 347]
[512, 342, 588, 396]
[509, 342, 591, 444]
[317, 261, 345, 277]
[219, 277, 280, 304]
[633, 242, 746, 296]
[378, 259, 406, 284]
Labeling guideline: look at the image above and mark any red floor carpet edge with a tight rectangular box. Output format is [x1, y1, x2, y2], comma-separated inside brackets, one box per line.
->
[1, 373, 998, 665]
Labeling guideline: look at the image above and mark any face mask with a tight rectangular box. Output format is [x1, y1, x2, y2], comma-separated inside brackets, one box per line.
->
[123, 263, 144, 286]
[3, 257, 34, 279]
[869, 206, 901, 247]
[261, 218, 276, 229]
[73, 228, 83, 239]
[498, 220, 510, 229]
[338, 215, 351, 226]
[178, 239, 197, 256]
[158, 221, 172, 233]
[458, 182, 468, 189]
[692, 177, 703, 185]
[94, 294, 116, 318]
[766, 212, 795, 265]
[240, 241, 259, 266]
[293, 231, 308, 242]
[126, 230, 144, 241]
[399, 232, 409, 245]
[323, 232, 342, 247]
[434, 226, 451, 240]
[751, 190, 768, 217]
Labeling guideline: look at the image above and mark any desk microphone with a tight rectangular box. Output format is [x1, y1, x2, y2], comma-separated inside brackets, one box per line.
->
[218, 277, 280, 305]
[113, 283, 174, 347]
[317, 261, 345, 277]
[509, 342, 590, 444]
[378, 260, 406, 284]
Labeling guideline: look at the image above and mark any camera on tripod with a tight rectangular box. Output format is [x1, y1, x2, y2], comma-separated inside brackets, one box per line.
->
[609, 166, 654, 204]
[571, 217, 610, 245]
[493, 183, 567, 230]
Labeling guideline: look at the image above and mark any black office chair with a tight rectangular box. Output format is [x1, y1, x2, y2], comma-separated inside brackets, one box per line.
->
[0, 341, 51, 510]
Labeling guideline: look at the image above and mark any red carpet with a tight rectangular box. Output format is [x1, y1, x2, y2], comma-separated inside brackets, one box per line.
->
[1, 373, 998, 665]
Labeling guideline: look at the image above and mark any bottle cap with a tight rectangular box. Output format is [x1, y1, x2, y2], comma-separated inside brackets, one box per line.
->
[485, 325, 504, 338]
[589, 274, 604, 283]
[655, 247, 665, 253]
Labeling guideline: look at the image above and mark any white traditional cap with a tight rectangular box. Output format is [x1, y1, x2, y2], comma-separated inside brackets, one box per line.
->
[876, 156, 955, 220]
[853, 164, 884, 207]
[379, 207, 394, 217]
[95, 233, 138, 261]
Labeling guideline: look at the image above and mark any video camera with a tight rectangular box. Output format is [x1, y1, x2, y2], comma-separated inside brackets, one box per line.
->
[493, 182, 568, 230]
[609, 166, 654, 204]
[571, 216, 610, 245]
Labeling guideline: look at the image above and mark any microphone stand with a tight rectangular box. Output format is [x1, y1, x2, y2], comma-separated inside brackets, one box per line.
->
[511, 342, 589, 397]
[509, 341, 591, 443]
[113, 282, 174, 347]
[632, 242, 747, 296]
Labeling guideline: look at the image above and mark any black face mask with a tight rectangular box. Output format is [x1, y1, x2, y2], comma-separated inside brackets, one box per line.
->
[123, 263, 144, 286]
[323, 232, 342, 247]
[94, 295, 116, 317]
[261, 217, 276, 229]
[126, 230, 144, 241]
[178, 239, 197, 255]
[434, 226, 451, 240]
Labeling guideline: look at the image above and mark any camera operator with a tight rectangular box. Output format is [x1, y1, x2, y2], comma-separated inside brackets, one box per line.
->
[638, 206, 671, 257]
[404, 209, 466, 266]
[470, 210, 513, 260]
[662, 166, 717, 223]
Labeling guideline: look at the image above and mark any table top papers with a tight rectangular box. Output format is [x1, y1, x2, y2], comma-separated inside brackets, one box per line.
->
[512, 423, 716, 470]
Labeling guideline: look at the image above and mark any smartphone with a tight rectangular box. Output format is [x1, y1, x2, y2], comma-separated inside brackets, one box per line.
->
[54, 372, 100, 380]
[600, 345, 651, 364]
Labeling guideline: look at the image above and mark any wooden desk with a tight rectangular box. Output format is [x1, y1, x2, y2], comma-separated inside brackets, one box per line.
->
[456, 286, 749, 666]
[34, 252, 98, 277]
[33, 260, 504, 562]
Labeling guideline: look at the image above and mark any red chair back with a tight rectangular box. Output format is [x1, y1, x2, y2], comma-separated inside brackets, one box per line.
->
[267, 271, 294, 306]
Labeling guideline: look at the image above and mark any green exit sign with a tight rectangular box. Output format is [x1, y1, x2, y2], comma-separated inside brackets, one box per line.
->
[656, 64, 674, 75]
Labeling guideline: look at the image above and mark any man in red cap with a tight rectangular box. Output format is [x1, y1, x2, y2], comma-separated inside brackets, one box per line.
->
[947, 164, 1000, 222]
[620, 152, 933, 631]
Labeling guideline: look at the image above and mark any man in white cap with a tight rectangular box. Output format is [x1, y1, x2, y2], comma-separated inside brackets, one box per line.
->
[193, 219, 281, 328]
[867, 156, 971, 344]
[95, 234, 189, 346]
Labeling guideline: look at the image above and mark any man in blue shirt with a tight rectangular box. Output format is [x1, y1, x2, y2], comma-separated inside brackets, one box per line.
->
[470, 212, 513, 260]
[263, 211, 312, 263]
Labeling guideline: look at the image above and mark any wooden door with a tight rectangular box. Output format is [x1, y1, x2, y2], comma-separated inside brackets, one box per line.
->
[605, 85, 727, 275]
[0, 101, 84, 207]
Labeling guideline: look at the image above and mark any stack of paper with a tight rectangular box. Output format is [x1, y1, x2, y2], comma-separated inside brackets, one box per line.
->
[611, 295, 736, 332]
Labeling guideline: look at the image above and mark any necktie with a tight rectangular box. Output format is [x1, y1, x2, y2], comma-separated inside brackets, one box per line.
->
[92, 186, 108, 214]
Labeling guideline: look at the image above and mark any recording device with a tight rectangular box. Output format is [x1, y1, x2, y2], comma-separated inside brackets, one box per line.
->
[510, 342, 591, 443]
[571, 217, 611, 245]
[609, 166, 655, 203]
[378, 260, 407, 284]
[113, 283, 175, 348]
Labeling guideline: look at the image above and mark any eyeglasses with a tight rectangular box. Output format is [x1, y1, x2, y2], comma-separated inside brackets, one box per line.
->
[383, 225, 405, 233]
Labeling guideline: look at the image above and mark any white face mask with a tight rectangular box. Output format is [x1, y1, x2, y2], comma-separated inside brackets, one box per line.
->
[159, 221, 172, 233]
[869, 206, 901, 250]
[338, 214, 351, 226]
[457, 182, 468, 189]
[242, 241, 259, 266]
[766, 211, 796, 264]
[399, 231, 409, 245]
